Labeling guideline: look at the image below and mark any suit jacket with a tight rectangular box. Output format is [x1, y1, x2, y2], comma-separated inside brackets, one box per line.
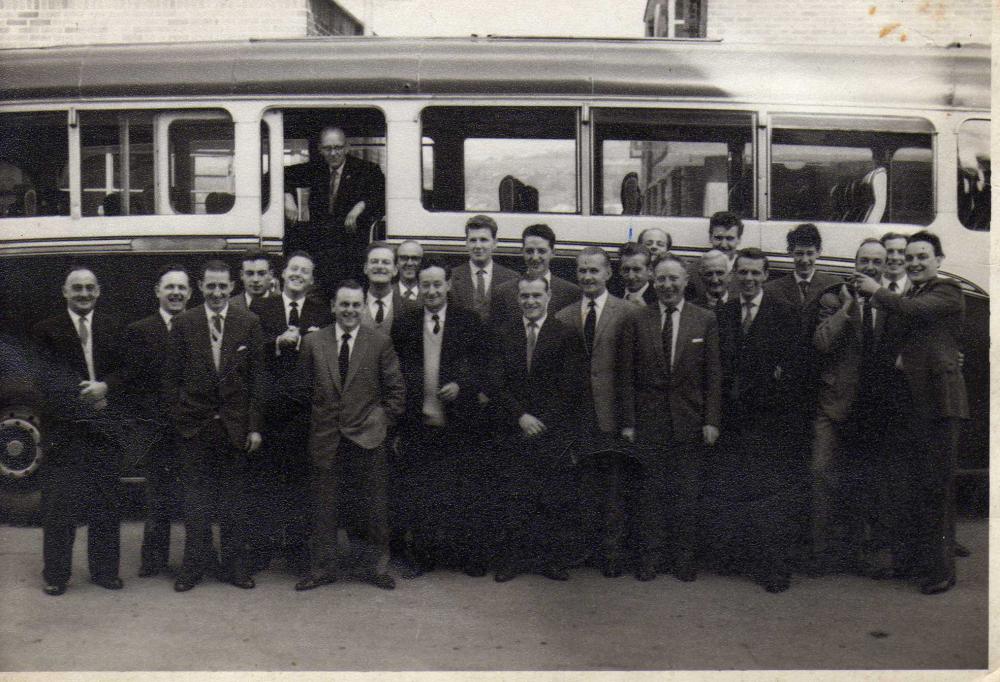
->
[31, 309, 125, 439]
[491, 316, 587, 436]
[554, 295, 635, 434]
[813, 290, 891, 422]
[718, 292, 800, 425]
[391, 305, 486, 431]
[873, 277, 968, 420]
[612, 282, 658, 307]
[449, 260, 519, 319]
[684, 261, 741, 303]
[285, 154, 386, 253]
[490, 274, 581, 326]
[361, 288, 419, 335]
[297, 324, 406, 467]
[120, 311, 172, 421]
[251, 294, 332, 379]
[163, 305, 266, 449]
[764, 271, 843, 312]
[629, 302, 721, 443]
[229, 291, 271, 312]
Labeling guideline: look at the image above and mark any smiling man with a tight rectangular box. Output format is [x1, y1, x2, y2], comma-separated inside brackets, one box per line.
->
[295, 279, 405, 592]
[395, 240, 424, 303]
[449, 215, 518, 321]
[121, 264, 192, 580]
[165, 260, 265, 593]
[362, 241, 419, 334]
[764, 224, 841, 312]
[31, 266, 127, 596]
[637, 227, 672, 260]
[853, 231, 968, 595]
[391, 258, 488, 577]
[490, 224, 580, 325]
[231, 249, 275, 311]
[616, 241, 656, 306]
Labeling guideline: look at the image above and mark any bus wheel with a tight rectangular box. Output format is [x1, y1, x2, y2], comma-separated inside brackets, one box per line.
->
[0, 406, 43, 521]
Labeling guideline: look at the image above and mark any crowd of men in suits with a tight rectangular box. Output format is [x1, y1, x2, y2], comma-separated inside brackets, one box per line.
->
[29, 209, 968, 599]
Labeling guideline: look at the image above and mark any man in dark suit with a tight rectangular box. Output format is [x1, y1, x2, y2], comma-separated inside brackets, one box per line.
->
[686, 211, 743, 302]
[449, 214, 518, 321]
[230, 249, 275, 311]
[492, 275, 587, 582]
[121, 264, 192, 578]
[284, 127, 386, 292]
[31, 266, 126, 596]
[361, 241, 420, 334]
[490, 224, 580, 324]
[293, 280, 406, 592]
[854, 231, 968, 595]
[810, 239, 893, 576]
[614, 242, 657, 307]
[395, 240, 424, 303]
[555, 247, 635, 578]
[248, 251, 332, 576]
[880, 232, 912, 296]
[764, 224, 841, 313]
[709, 248, 802, 593]
[391, 258, 488, 576]
[164, 260, 266, 592]
[625, 254, 721, 583]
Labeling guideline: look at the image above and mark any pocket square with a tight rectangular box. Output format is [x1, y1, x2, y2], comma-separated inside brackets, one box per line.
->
[691, 338, 704, 344]
[237, 345, 247, 352]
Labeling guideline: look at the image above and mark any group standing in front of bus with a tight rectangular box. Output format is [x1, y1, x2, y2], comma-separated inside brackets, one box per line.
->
[28, 178, 968, 599]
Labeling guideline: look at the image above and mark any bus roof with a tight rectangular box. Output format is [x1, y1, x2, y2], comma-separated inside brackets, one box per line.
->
[0, 36, 990, 111]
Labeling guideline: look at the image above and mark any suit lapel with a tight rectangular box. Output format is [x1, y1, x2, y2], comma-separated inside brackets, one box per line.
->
[594, 296, 619, 345]
[219, 310, 242, 375]
[192, 308, 217, 375]
[644, 306, 667, 369]
[673, 305, 695, 368]
[344, 325, 369, 388]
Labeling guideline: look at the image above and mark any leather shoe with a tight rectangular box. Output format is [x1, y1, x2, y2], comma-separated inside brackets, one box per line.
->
[539, 566, 569, 581]
[231, 575, 255, 589]
[635, 566, 656, 582]
[494, 568, 518, 583]
[137, 566, 161, 578]
[91, 576, 124, 590]
[955, 542, 971, 558]
[43, 583, 66, 596]
[920, 577, 955, 595]
[761, 573, 791, 593]
[294, 574, 337, 591]
[367, 573, 395, 590]
[173, 575, 201, 592]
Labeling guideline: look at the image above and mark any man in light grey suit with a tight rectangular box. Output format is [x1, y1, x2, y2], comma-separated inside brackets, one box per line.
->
[555, 246, 635, 577]
[293, 279, 406, 592]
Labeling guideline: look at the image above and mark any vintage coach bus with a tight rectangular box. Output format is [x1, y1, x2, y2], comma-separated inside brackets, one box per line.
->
[0, 37, 989, 512]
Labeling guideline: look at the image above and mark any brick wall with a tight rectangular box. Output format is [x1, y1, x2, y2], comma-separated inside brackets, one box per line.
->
[646, 0, 992, 45]
[0, 0, 362, 49]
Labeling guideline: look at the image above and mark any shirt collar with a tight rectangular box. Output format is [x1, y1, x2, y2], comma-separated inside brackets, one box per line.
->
[659, 298, 684, 316]
[158, 308, 174, 328]
[399, 280, 418, 296]
[794, 271, 815, 284]
[470, 260, 493, 276]
[523, 314, 546, 331]
[583, 289, 609, 312]
[424, 305, 447, 323]
[367, 290, 393, 305]
[205, 303, 229, 319]
[67, 308, 93, 325]
[282, 291, 305, 307]
[335, 323, 358, 340]
[741, 289, 764, 308]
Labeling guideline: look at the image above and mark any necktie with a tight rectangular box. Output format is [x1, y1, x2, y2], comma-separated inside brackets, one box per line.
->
[211, 314, 223, 371]
[288, 300, 300, 328]
[662, 305, 675, 371]
[583, 300, 596, 356]
[212, 313, 223, 338]
[741, 300, 754, 335]
[165, 316, 172, 333]
[526, 321, 538, 373]
[77, 315, 89, 347]
[431, 313, 441, 335]
[375, 299, 385, 324]
[338, 332, 350, 383]
[328, 166, 340, 214]
[474, 269, 487, 306]
[404, 287, 416, 301]
[798, 280, 810, 302]
[861, 298, 874, 354]
[889, 281, 899, 294]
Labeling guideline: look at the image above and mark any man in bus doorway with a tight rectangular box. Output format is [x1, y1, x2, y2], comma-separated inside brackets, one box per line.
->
[284, 126, 386, 296]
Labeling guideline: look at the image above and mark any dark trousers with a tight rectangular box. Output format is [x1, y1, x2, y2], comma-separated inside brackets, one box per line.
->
[309, 439, 390, 577]
[578, 450, 626, 566]
[178, 421, 250, 580]
[140, 432, 182, 571]
[40, 440, 121, 586]
[629, 442, 702, 570]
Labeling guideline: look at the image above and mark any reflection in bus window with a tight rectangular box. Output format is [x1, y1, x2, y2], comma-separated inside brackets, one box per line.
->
[0, 111, 69, 218]
[958, 119, 990, 231]
[593, 109, 754, 218]
[421, 107, 578, 214]
[71, 110, 234, 216]
[771, 127, 933, 225]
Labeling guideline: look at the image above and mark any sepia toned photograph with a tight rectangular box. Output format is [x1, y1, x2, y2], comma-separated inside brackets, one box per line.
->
[0, 0, 990, 677]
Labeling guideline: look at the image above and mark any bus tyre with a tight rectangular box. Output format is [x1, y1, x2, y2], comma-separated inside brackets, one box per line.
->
[0, 406, 44, 520]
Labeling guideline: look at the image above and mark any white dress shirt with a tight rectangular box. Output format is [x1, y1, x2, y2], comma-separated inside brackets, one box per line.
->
[581, 289, 609, 327]
[366, 291, 393, 324]
[335, 323, 358, 357]
[158, 307, 174, 333]
[67, 308, 96, 381]
[470, 260, 494, 296]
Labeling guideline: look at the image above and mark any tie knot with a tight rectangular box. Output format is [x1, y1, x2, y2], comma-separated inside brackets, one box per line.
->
[477, 269, 486, 276]
[587, 299, 596, 310]
[341, 332, 350, 342]
[290, 301, 298, 309]
[665, 305, 676, 315]
[432, 314, 439, 323]
[527, 321, 537, 329]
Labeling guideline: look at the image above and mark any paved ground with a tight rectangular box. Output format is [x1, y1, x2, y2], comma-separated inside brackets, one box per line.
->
[0, 519, 988, 672]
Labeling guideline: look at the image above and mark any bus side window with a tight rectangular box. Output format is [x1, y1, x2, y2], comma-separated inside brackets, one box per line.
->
[958, 119, 990, 232]
[0, 112, 69, 219]
[592, 108, 754, 219]
[770, 120, 933, 225]
[421, 106, 578, 214]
